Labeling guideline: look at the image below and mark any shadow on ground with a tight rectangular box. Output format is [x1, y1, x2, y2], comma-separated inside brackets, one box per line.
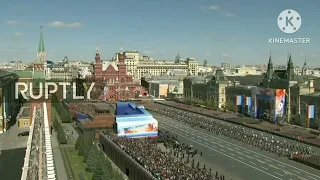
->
[0, 148, 26, 180]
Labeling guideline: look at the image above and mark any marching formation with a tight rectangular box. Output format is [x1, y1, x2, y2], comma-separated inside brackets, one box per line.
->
[150, 107, 320, 169]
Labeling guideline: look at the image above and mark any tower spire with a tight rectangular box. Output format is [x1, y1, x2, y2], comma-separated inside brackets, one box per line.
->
[268, 50, 272, 64]
[37, 25, 46, 63]
[266, 51, 273, 80]
[38, 26, 45, 53]
[96, 42, 99, 53]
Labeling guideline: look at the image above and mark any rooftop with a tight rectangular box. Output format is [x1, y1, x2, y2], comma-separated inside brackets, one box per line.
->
[116, 102, 151, 118]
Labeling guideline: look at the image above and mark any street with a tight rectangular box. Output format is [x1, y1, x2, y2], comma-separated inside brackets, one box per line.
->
[154, 114, 320, 180]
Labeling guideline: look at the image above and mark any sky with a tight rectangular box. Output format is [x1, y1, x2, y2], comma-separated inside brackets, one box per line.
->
[0, 0, 319, 66]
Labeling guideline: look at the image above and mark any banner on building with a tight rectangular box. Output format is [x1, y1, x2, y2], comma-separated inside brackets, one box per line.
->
[246, 97, 252, 114]
[241, 96, 246, 113]
[275, 89, 286, 124]
[236, 95, 242, 105]
[308, 105, 315, 119]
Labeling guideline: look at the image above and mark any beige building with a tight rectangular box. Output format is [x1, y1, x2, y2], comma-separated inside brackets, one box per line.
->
[18, 106, 31, 128]
[148, 79, 182, 98]
[113, 51, 199, 79]
[186, 58, 199, 76]
[235, 67, 257, 75]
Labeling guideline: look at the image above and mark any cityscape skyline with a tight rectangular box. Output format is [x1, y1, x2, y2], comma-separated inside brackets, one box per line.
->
[0, 0, 319, 66]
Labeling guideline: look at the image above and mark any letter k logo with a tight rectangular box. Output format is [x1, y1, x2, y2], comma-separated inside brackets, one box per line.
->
[286, 16, 293, 27]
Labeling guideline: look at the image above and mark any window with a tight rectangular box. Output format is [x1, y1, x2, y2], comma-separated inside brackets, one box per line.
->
[24, 121, 29, 127]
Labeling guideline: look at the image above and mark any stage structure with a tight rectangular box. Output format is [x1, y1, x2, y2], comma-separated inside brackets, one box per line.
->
[115, 102, 158, 138]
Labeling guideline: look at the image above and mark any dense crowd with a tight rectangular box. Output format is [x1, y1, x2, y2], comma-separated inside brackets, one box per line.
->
[109, 133, 225, 180]
[150, 107, 320, 169]
[70, 103, 96, 117]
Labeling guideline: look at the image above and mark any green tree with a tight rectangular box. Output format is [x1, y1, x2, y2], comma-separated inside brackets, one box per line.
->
[83, 139, 92, 163]
[225, 99, 236, 112]
[75, 134, 83, 150]
[78, 136, 85, 156]
[57, 126, 67, 144]
[86, 145, 98, 172]
[92, 158, 105, 180]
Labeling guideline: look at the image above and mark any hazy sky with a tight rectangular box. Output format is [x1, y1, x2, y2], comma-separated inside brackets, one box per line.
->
[0, 0, 319, 66]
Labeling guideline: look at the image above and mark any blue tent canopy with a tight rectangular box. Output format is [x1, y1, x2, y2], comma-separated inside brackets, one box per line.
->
[77, 113, 88, 120]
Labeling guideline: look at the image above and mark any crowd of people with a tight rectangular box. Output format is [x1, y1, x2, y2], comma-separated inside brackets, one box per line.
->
[108, 133, 226, 180]
[70, 103, 96, 117]
[150, 107, 320, 169]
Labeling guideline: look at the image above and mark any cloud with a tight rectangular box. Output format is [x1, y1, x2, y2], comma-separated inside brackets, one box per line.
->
[6, 20, 17, 24]
[14, 32, 23, 36]
[222, 53, 229, 57]
[300, 52, 304, 56]
[201, 5, 220, 11]
[48, 21, 84, 28]
[225, 12, 235, 17]
[204, 52, 211, 56]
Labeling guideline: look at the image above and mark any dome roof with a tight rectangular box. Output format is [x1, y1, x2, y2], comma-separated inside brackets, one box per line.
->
[46, 60, 54, 64]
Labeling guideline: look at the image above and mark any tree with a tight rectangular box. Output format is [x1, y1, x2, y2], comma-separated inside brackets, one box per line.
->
[225, 99, 236, 112]
[83, 139, 92, 163]
[78, 136, 85, 156]
[86, 145, 98, 172]
[92, 158, 105, 180]
[57, 126, 67, 144]
[75, 134, 83, 150]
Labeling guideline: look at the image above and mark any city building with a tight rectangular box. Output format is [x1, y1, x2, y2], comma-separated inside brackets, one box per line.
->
[214, 54, 316, 128]
[221, 62, 231, 69]
[17, 106, 30, 128]
[203, 60, 208, 67]
[0, 70, 19, 133]
[198, 65, 214, 76]
[183, 69, 229, 109]
[167, 78, 184, 99]
[147, 78, 183, 98]
[234, 67, 258, 75]
[113, 51, 199, 79]
[115, 102, 158, 138]
[71, 103, 115, 138]
[10, 59, 27, 70]
[89, 45, 147, 101]
[136, 60, 188, 79]
[186, 58, 199, 76]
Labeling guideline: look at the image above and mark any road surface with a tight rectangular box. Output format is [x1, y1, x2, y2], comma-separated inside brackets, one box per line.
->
[154, 114, 320, 180]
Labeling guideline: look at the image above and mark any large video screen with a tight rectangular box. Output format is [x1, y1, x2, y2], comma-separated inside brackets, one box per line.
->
[117, 119, 158, 138]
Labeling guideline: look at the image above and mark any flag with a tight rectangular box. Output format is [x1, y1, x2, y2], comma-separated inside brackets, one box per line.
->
[246, 97, 252, 106]
[236, 95, 242, 105]
[308, 105, 315, 119]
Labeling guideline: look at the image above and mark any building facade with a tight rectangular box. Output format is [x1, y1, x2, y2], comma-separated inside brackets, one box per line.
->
[184, 69, 228, 109]
[89, 46, 147, 101]
[0, 70, 19, 133]
[113, 51, 199, 79]
[183, 54, 318, 129]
